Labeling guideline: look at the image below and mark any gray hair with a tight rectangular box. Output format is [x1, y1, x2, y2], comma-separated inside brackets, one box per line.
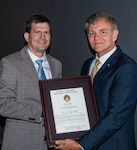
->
[85, 12, 118, 32]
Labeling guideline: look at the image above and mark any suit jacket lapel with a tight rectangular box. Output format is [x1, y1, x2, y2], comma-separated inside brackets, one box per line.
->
[21, 46, 38, 80]
[46, 55, 56, 78]
[95, 46, 123, 79]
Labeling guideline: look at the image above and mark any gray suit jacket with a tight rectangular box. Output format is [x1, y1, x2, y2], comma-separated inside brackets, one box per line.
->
[0, 46, 62, 150]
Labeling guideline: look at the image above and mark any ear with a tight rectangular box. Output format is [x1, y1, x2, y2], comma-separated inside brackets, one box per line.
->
[24, 32, 29, 43]
[113, 29, 119, 42]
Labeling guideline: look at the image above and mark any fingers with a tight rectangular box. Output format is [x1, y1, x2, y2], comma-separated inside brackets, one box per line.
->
[55, 139, 82, 150]
[55, 139, 67, 150]
[55, 139, 66, 145]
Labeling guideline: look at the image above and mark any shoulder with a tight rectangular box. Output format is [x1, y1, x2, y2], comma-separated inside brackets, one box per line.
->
[80, 57, 94, 75]
[1, 46, 27, 62]
[46, 54, 62, 65]
[121, 53, 137, 64]
[117, 52, 137, 71]
[113, 52, 137, 79]
[112, 46, 137, 69]
[82, 57, 94, 69]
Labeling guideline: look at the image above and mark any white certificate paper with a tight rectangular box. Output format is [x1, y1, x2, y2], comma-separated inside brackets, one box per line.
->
[50, 87, 90, 134]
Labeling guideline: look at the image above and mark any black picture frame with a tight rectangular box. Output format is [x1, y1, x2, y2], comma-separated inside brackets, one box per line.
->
[39, 76, 99, 147]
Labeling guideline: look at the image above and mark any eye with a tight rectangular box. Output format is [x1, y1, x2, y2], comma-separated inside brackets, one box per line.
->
[34, 31, 41, 34]
[87, 31, 95, 37]
[100, 30, 107, 35]
[44, 31, 50, 35]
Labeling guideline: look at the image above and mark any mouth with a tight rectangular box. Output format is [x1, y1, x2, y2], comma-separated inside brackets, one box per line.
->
[38, 40, 47, 44]
[95, 41, 103, 44]
[38, 42, 46, 45]
[95, 43, 102, 46]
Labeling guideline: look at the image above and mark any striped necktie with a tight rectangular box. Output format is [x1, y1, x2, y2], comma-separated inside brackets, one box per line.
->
[36, 59, 46, 80]
[91, 59, 101, 82]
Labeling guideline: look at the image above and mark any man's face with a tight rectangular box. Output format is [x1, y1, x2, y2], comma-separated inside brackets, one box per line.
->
[87, 18, 119, 57]
[24, 22, 51, 56]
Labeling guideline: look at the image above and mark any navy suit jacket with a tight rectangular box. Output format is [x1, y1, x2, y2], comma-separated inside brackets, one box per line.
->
[78, 46, 137, 150]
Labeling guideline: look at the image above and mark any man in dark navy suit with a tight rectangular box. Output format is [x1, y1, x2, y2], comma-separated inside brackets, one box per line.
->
[55, 12, 137, 150]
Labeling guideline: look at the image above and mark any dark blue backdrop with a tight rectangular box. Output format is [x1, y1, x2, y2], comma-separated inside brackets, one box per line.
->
[0, 0, 137, 148]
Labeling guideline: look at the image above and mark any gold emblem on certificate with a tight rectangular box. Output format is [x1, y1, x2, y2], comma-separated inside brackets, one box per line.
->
[64, 95, 70, 102]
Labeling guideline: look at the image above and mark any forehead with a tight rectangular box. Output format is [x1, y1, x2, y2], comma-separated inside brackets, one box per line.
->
[31, 22, 50, 30]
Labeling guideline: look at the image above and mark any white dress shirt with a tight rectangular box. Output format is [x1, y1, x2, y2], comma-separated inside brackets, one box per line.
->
[89, 46, 117, 75]
[27, 49, 52, 79]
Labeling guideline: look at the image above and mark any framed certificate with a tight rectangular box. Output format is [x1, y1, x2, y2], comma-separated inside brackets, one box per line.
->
[39, 75, 99, 147]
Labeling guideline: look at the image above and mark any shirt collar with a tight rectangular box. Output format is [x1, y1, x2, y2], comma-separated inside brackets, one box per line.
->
[95, 46, 117, 64]
[27, 48, 47, 62]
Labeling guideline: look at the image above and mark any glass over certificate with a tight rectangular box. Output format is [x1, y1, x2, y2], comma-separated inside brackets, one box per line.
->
[39, 76, 99, 147]
[50, 87, 90, 134]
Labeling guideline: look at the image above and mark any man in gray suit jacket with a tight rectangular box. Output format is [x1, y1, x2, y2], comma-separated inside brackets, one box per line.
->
[0, 15, 62, 150]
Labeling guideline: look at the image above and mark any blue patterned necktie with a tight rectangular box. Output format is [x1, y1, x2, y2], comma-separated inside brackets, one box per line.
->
[36, 59, 46, 80]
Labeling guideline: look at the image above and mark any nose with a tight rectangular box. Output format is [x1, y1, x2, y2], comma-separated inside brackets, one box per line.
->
[40, 32, 46, 39]
[94, 33, 100, 40]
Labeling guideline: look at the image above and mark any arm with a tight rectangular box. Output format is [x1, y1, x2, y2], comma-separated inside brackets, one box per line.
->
[55, 62, 137, 150]
[78, 62, 137, 149]
[0, 57, 42, 123]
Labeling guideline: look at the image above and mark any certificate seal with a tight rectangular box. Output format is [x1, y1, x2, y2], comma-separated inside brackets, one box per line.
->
[64, 95, 70, 102]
